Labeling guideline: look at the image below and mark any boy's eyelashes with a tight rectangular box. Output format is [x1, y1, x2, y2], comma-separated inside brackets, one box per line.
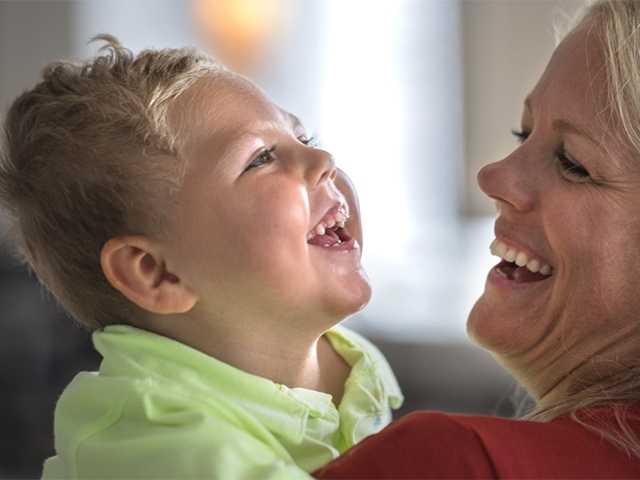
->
[297, 134, 318, 147]
[245, 146, 277, 172]
[243, 135, 320, 173]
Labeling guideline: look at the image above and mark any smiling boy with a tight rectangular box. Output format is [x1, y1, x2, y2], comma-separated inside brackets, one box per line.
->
[0, 36, 402, 478]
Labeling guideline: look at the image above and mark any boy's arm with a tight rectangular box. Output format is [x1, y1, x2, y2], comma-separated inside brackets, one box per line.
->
[334, 168, 363, 252]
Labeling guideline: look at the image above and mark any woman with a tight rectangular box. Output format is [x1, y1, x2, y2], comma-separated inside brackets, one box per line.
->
[315, 0, 640, 477]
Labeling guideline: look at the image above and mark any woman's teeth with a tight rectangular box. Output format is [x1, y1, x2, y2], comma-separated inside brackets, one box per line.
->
[490, 238, 553, 276]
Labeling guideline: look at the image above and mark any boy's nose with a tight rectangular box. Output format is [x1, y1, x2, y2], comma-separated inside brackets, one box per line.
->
[305, 148, 337, 189]
[477, 153, 536, 214]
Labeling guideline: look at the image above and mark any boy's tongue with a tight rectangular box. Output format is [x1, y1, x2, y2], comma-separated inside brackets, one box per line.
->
[308, 228, 341, 247]
[497, 260, 548, 283]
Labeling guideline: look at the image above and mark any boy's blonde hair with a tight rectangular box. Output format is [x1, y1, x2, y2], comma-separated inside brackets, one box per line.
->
[0, 34, 225, 330]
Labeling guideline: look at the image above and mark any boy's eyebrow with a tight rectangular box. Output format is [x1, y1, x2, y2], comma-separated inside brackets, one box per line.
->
[284, 111, 305, 130]
[213, 120, 285, 163]
[191, 117, 305, 175]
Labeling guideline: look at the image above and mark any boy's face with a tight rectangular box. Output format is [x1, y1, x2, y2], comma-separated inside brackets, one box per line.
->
[164, 75, 371, 332]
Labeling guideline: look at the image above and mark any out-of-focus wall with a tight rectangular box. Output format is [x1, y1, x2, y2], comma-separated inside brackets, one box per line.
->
[463, 0, 586, 215]
[0, 2, 74, 116]
[0, 9, 102, 476]
[72, 0, 197, 57]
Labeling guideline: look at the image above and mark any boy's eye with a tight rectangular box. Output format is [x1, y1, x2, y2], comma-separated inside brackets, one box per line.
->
[297, 135, 318, 147]
[244, 146, 276, 172]
[511, 128, 591, 182]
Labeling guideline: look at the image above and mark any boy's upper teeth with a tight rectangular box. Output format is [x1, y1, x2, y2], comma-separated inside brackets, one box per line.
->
[307, 206, 349, 240]
[490, 238, 553, 276]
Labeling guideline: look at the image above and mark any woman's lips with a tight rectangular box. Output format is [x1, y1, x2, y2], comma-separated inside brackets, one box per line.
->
[490, 238, 554, 276]
[494, 259, 550, 283]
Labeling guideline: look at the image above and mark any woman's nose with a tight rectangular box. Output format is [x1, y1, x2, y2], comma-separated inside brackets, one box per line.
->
[477, 155, 536, 213]
[304, 148, 337, 188]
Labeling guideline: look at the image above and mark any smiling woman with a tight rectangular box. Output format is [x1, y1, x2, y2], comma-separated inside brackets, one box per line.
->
[315, 0, 640, 477]
[469, 0, 640, 439]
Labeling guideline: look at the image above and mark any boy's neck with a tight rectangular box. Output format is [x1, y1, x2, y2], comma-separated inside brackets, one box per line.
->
[148, 318, 351, 405]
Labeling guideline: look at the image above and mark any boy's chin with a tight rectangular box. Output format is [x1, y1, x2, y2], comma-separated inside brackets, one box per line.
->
[330, 276, 372, 319]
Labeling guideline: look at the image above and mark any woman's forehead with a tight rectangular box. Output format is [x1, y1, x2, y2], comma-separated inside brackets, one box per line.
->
[531, 20, 607, 114]
[522, 17, 640, 175]
[526, 18, 631, 149]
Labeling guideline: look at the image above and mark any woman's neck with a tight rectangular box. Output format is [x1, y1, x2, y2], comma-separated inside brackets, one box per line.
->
[503, 322, 640, 410]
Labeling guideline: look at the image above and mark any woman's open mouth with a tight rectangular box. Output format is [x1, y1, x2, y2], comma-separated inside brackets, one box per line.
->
[490, 238, 553, 284]
[493, 259, 549, 283]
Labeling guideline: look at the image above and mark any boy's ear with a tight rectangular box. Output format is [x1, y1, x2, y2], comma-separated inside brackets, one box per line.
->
[335, 168, 363, 252]
[100, 236, 198, 315]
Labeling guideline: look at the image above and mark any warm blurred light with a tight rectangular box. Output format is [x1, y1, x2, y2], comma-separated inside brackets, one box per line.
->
[192, 0, 288, 74]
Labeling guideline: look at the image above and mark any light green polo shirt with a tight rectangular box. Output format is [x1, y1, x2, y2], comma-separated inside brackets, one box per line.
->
[41, 324, 403, 479]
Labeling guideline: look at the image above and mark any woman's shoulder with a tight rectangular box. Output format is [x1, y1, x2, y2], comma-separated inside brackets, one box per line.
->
[315, 411, 497, 478]
[315, 408, 640, 479]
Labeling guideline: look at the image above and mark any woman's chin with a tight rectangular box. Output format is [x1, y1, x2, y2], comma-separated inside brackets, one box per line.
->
[466, 295, 515, 354]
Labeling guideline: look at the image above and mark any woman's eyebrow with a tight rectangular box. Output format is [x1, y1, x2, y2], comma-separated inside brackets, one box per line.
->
[523, 96, 535, 117]
[524, 96, 604, 152]
[553, 118, 604, 151]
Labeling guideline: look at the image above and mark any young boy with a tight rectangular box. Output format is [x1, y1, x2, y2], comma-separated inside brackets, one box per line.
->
[1, 35, 402, 479]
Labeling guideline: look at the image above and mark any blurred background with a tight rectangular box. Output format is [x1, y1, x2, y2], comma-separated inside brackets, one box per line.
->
[0, 0, 584, 477]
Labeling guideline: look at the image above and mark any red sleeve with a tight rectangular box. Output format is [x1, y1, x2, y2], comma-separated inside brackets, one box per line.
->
[314, 411, 496, 479]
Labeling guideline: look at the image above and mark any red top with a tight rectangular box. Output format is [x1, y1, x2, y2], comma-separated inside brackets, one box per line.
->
[314, 407, 640, 479]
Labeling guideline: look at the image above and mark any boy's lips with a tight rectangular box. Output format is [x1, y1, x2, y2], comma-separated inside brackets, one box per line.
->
[307, 201, 358, 251]
[308, 226, 356, 249]
[307, 201, 349, 239]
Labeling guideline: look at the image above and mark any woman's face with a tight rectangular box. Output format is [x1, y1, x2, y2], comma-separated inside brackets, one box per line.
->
[468, 19, 640, 396]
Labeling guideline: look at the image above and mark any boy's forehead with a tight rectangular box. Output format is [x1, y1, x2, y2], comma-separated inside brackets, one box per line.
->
[178, 76, 303, 157]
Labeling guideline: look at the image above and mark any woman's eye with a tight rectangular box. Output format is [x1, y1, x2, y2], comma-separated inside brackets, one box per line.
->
[556, 150, 590, 180]
[511, 129, 590, 181]
[298, 135, 318, 147]
[245, 146, 276, 172]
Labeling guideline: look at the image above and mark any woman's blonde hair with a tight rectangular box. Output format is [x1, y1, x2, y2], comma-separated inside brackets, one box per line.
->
[0, 35, 226, 330]
[519, 0, 640, 460]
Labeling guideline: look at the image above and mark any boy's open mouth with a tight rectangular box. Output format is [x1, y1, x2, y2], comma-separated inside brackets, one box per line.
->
[308, 225, 353, 248]
[306, 202, 355, 249]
